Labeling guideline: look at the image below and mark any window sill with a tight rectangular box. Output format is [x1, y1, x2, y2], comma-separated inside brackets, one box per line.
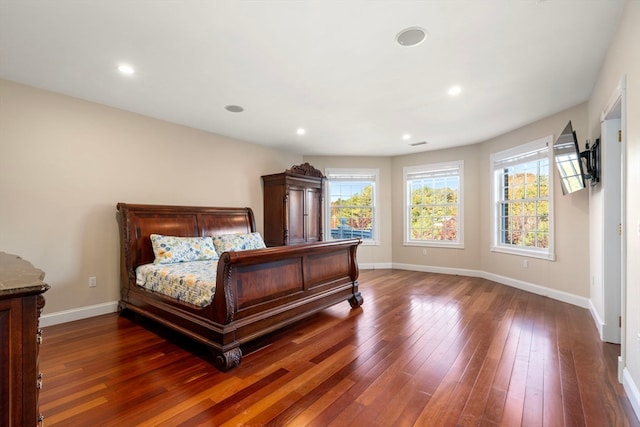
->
[404, 241, 464, 249]
[328, 238, 379, 246]
[491, 245, 555, 261]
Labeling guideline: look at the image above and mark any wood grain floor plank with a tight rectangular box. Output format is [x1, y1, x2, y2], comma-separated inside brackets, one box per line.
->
[501, 293, 535, 426]
[281, 377, 356, 426]
[556, 302, 588, 426]
[457, 305, 517, 426]
[411, 306, 497, 425]
[37, 269, 639, 426]
[521, 294, 546, 427]
[223, 346, 359, 426]
[542, 298, 565, 427]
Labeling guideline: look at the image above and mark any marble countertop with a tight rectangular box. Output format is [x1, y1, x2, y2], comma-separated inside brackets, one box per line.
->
[0, 251, 48, 293]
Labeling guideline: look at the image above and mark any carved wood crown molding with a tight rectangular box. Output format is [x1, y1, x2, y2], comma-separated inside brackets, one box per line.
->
[286, 162, 325, 178]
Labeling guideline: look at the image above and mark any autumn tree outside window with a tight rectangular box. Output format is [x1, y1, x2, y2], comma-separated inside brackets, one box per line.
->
[325, 168, 379, 244]
[491, 136, 555, 260]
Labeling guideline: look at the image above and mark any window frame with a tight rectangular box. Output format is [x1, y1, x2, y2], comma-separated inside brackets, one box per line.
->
[324, 168, 379, 246]
[403, 160, 464, 249]
[490, 135, 555, 260]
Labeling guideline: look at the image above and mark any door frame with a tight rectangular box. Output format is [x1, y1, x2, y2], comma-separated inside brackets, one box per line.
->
[600, 75, 627, 382]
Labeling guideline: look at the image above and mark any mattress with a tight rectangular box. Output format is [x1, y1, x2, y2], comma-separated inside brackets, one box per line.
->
[135, 260, 218, 307]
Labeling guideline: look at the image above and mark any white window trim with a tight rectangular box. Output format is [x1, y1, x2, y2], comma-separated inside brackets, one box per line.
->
[324, 168, 380, 245]
[490, 135, 556, 261]
[403, 160, 464, 249]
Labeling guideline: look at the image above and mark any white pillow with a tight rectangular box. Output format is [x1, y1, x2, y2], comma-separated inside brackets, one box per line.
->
[212, 232, 267, 255]
[150, 234, 219, 264]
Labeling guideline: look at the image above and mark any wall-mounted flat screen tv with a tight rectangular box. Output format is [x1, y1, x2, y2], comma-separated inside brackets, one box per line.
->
[553, 121, 586, 195]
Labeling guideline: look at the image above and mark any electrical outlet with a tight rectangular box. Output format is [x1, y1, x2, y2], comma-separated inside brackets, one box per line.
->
[89, 276, 97, 288]
[523, 259, 529, 269]
[422, 248, 427, 256]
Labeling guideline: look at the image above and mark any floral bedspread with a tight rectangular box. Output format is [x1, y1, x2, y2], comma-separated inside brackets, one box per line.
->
[135, 260, 218, 307]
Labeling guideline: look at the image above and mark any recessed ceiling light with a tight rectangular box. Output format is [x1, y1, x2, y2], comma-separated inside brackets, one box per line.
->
[118, 64, 135, 75]
[296, 128, 306, 135]
[402, 133, 412, 141]
[225, 105, 244, 113]
[396, 27, 427, 47]
[448, 85, 462, 96]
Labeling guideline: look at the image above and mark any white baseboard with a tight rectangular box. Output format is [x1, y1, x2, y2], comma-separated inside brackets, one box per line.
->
[589, 299, 605, 341]
[392, 262, 482, 278]
[389, 263, 590, 309]
[479, 270, 590, 309]
[370, 262, 637, 422]
[623, 367, 640, 422]
[36, 263, 638, 424]
[40, 264, 590, 326]
[619, 356, 625, 384]
[40, 301, 119, 327]
[358, 262, 393, 270]
[33, 264, 640, 424]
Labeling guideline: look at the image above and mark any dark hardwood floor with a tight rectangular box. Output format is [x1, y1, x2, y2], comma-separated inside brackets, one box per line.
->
[39, 269, 639, 426]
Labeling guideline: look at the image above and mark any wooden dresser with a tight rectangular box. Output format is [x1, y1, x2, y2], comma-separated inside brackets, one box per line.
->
[0, 252, 49, 427]
[262, 163, 325, 246]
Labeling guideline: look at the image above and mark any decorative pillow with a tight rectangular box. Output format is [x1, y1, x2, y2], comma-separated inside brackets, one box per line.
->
[212, 232, 267, 254]
[150, 234, 219, 264]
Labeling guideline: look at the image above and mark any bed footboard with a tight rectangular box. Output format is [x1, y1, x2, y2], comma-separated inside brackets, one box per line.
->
[211, 239, 362, 370]
[117, 203, 362, 371]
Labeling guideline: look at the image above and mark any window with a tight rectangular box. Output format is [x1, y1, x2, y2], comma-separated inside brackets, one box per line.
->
[491, 136, 554, 260]
[325, 168, 378, 244]
[404, 161, 463, 248]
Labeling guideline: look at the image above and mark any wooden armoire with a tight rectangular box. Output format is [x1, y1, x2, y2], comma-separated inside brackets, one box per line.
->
[0, 252, 49, 427]
[262, 163, 324, 246]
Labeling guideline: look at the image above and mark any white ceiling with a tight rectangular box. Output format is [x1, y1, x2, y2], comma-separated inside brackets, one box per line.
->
[0, 0, 624, 156]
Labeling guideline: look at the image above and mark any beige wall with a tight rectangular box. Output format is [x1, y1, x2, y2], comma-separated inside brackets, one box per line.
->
[303, 156, 393, 267]
[478, 103, 590, 297]
[588, 0, 640, 407]
[391, 144, 482, 270]
[4, 5, 638, 403]
[310, 103, 591, 302]
[0, 82, 599, 310]
[387, 104, 590, 298]
[0, 79, 302, 315]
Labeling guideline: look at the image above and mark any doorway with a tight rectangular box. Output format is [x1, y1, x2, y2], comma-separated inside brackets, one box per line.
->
[599, 76, 627, 382]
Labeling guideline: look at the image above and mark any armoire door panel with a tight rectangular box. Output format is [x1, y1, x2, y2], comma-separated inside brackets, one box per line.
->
[287, 188, 306, 244]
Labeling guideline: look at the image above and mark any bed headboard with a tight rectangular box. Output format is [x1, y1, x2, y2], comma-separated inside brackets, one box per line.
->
[117, 203, 257, 272]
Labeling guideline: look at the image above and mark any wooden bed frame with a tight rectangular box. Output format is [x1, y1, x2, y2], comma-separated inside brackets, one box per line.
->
[117, 203, 363, 371]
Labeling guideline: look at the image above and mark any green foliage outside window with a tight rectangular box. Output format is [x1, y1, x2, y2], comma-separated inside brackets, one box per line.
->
[499, 164, 550, 249]
[409, 178, 459, 241]
[330, 184, 373, 232]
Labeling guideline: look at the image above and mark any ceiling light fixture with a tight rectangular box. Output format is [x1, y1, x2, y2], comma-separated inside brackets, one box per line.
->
[296, 128, 306, 135]
[402, 133, 412, 141]
[448, 85, 462, 96]
[118, 64, 135, 75]
[396, 27, 427, 47]
[225, 105, 244, 113]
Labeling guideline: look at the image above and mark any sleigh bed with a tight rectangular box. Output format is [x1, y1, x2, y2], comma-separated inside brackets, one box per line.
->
[117, 203, 363, 371]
